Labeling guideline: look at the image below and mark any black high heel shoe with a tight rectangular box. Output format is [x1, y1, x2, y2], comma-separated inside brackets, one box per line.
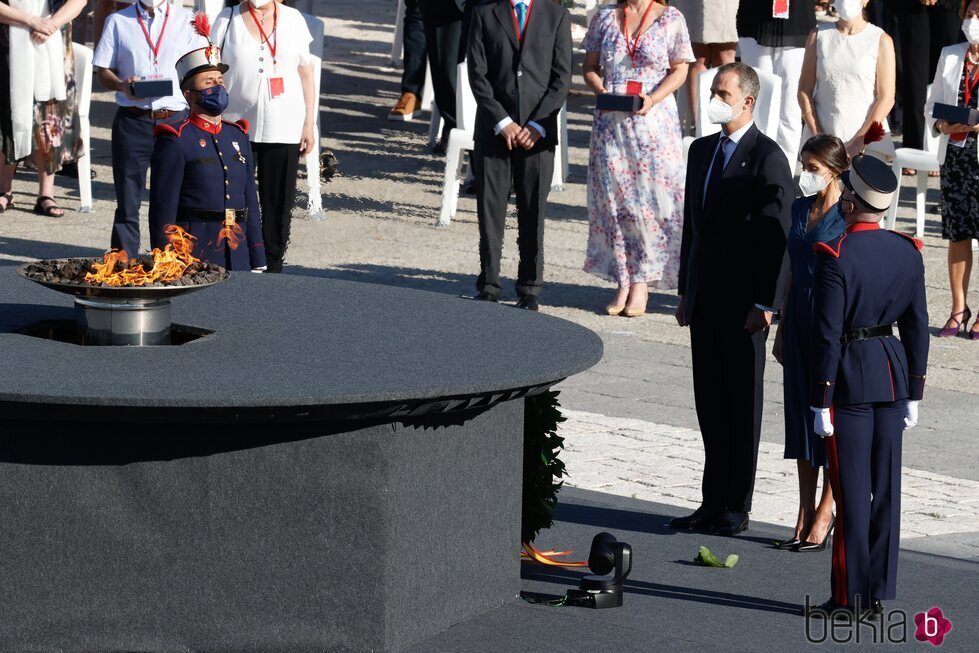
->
[795, 516, 835, 552]
[772, 536, 802, 550]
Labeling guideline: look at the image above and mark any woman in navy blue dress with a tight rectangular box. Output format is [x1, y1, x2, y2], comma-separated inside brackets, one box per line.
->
[772, 135, 848, 551]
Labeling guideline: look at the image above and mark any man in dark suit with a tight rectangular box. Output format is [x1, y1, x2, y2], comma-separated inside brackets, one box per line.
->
[673, 62, 793, 534]
[421, 0, 467, 152]
[808, 154, 928, 618]
[467, 0, 572, 310]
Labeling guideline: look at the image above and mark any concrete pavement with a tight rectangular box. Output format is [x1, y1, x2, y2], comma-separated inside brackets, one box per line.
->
[2, 0, 977, 569]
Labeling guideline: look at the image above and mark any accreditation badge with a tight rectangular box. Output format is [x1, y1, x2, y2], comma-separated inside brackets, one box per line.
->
[268, 77, 285, 101]
[772, 0, 789, 19]
[625, 80, 642, 96]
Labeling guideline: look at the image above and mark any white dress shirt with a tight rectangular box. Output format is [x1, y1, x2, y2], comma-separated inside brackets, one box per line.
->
[493, 0, 545, 139]
[702, 119, 753, 200]
[93, 3, 203, 110]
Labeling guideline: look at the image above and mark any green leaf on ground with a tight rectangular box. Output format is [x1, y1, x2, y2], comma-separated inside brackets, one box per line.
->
[693, 546, 738, 568]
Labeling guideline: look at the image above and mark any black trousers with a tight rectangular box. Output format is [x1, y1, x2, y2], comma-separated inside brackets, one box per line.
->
[251, 142, 300, 273]
[423, 11, 463, 133]
[689, 309, 768, 514]
[826, 401, 905, 606]
[401, 0, 427, 96]
[110, 108, 188, 256]
[474, 142, 554, 299]
[896, 0, 962, 149]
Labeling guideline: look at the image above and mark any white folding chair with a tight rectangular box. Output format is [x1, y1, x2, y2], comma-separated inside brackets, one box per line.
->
[682, 135, 694, 163]
[302, 12, 325, 219]
[436, 62, 476, 227]
[421, 62, 435, 113]
[391, 0, 405, 66]
[551, 102, 568, 191]
[695, 66, 782, 141]
[73, 42, 94, 213]
[886, 85, 939, 237]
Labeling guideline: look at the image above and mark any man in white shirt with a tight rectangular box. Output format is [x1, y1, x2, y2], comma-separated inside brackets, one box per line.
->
[93, 0, 203, 256]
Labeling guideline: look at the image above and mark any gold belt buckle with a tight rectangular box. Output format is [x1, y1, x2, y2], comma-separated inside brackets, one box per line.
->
[224, 209, 236, 227]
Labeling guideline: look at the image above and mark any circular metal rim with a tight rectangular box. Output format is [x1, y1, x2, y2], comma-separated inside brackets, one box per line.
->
[16, 259, 230, 301]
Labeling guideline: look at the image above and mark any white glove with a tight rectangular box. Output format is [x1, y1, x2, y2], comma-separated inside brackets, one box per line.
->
[811, 407, 834, 438]
[904, 400, 919, 430]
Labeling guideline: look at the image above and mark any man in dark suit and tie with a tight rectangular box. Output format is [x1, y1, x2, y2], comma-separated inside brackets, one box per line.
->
[467, 0, 572, 310]
[673, 62, 794, 534]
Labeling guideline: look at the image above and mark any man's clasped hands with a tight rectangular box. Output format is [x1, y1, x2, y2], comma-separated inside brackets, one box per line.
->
[499, 122, 542, 150]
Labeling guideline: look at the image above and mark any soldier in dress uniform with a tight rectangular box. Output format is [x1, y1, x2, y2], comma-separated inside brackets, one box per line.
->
[807, 154, 929, 617]
[148, 17, 266, 272]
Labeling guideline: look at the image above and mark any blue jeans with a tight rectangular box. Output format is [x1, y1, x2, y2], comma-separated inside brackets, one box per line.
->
[110, 108, 187, 256]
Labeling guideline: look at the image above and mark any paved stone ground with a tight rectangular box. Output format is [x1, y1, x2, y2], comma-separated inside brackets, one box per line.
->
[2, 0, 977, 560]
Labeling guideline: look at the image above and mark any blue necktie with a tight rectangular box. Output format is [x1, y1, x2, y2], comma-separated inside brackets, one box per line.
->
[515, 2, 527, 36]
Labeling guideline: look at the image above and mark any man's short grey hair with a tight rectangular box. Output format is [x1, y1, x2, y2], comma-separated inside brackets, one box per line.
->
[716, 62, 760, 110]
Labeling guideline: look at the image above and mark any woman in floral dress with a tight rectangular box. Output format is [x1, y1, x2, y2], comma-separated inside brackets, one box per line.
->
[582, 0, 693, 316]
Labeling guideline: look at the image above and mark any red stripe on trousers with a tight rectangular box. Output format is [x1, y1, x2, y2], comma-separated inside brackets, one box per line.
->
[825, 410, 848, 606]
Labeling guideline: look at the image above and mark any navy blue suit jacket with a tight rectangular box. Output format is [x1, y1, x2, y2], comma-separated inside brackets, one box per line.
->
[810, 223, 929, 408]
[149, 114, 265, 271]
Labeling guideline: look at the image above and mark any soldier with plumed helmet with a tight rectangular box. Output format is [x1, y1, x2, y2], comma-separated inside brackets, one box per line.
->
[148, 13, 266, 272]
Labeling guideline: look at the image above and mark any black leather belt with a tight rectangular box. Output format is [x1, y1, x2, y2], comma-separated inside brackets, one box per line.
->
[179, 208, 247, 223]
[841, 324, 893, 344]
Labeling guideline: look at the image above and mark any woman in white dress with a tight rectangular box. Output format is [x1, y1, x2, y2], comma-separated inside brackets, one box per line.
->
[214, 0, 317, 272]
[797, 0, 896, 160]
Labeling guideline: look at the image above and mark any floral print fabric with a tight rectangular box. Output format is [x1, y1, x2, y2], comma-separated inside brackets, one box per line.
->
[582, 5, 693, 288]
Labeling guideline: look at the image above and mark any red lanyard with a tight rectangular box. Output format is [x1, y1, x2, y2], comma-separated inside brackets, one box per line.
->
[510, 0, 532, 43]
[624, 0, 657, 67]
[247, 2, 278, 66]
[136, 3, 170, 67]
[965, 59, 979, 107]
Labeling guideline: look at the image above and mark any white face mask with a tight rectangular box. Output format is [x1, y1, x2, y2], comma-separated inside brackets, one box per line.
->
[707, 95, 744, 125]
[799, 170, 831, 197]
[138, 0, 166, 7]
[249, 0, 272, 7]
[835, 0, 864, 22]
[963, 18, 979, 45]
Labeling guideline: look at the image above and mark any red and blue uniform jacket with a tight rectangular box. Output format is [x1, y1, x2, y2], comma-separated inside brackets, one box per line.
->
[810, 222, 929, 408]
[148, 114, 266, 271]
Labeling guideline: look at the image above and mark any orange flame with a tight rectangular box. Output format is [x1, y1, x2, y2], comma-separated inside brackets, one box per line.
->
[520, 542, 588, 567]
[84, 225, 200, 286]
[217, 221, 245, 250]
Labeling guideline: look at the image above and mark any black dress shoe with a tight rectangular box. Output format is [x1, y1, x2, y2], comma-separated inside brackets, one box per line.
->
[870, 599, 884, 616]
[515, 296, 539, 311]
[473, 291, 498, 302]
[669, 505, 717, 530]
[709, 510, 749, 535]
[460, 179, 476, 195]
